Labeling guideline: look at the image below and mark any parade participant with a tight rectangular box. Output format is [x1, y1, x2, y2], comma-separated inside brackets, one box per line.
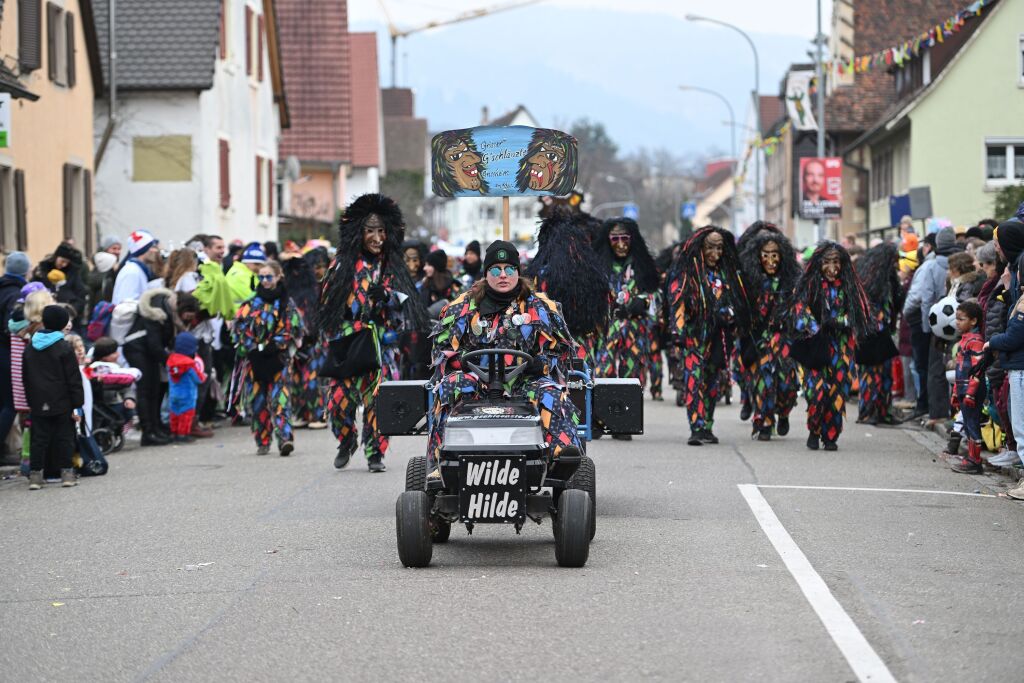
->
[459, 240, 483, 286]
[594, 218, 659, 410]
[667, 226, 749, 446]
[735, 221, 784, 420]
[787, 242, 871, 451]
[402, 240, 426, 281]
[226, 242, 265, 305]
[949, 301, 987, 474]
[319, 193, 426, 472]
[526, 208, 609, 368]
[739, 230, 800, 441]
[283, 253, 325, 429]
[854, 243, 905, 426]
[427, 240, 583, 470]
[420, 250, 462, 309]
[232, 260, 303, 456]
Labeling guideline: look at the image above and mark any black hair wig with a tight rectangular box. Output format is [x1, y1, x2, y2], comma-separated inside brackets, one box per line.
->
[736, 220, 783, 256]
[671, 225, 750, 333]
[854, 242, 904, 327]
[282, 255, 319, 324]
[739, 230, 801, 300]
[525, 208, 609, 337]
[319, 193, 426, 335]
[515, 129, 578, 196]
[431, 130, 489, 197]
[789, 241, 872, 340]
[594, 217, 660, 294]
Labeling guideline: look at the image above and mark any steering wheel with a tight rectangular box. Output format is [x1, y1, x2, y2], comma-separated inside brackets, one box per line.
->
[461, 348, 534, 394]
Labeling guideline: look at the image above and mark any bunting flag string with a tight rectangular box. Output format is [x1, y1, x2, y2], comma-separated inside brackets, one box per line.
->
[825, 0, 992, 78]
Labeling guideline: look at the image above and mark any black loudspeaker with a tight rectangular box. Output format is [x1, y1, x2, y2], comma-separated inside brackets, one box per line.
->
[593, 378, 644, 435]
[376, 381, 430, 435]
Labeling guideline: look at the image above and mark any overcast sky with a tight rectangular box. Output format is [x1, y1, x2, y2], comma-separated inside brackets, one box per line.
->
[349, 0, 836, 156]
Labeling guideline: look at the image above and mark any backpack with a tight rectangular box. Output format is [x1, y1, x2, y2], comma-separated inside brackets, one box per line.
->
[86, 302, 116, 342]
[108, 300, 141, 346]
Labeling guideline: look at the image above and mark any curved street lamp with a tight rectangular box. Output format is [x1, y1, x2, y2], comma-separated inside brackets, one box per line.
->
[679, 85, 737, 232]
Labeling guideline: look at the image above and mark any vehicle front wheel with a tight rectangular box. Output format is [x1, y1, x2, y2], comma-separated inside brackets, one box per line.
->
[396, 491, 433, 567]
[405, 455, 427, 491]
[568, 456, 596, 540]
[554, 488, 591, 567]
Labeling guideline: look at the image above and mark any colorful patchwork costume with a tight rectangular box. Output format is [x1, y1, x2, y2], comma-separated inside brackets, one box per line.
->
[283, 253, 328, 426]
[855, 243, 905, 425]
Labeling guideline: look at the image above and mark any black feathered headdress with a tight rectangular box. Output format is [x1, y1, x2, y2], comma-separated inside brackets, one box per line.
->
[789, 241, 872, 340]
[282, 256, 319, 326]
[671, 225, 750, 333]
[525, 208, 609, 337]
[319, 193, 426, 335]
[594, 217, 659, 293]
[739, 230, 800, 299]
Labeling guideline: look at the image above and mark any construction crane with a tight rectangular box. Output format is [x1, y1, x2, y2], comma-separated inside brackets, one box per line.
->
[377, 0, 543, 87]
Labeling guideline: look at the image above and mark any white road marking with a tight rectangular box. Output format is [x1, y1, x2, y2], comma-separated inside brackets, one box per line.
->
[755, 484, 998, 498]
[737, 484, 898, 683]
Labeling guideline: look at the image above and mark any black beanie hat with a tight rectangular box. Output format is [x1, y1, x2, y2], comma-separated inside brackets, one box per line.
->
[996, 219, 1024, 265]
[92, 336, 119, 359]
[426, 249, 448, 272]
[42, 304, 70, 332]
[54, 243, 77, 262]
[484, 241, 520, 272]
[465, 240, 481, 257]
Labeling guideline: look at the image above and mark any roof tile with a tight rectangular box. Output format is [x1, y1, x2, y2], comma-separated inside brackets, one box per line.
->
[348, 32, 380, 168]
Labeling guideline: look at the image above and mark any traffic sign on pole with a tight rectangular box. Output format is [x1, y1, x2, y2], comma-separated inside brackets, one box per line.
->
[622, 203, 639, 220]
[680, 201, 696, 220]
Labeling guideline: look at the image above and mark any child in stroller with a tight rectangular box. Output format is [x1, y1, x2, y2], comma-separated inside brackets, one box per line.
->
[86, 337, 142, 454]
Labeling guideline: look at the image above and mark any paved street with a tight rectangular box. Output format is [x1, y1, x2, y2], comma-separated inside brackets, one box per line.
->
[2, 391, 1023, 682]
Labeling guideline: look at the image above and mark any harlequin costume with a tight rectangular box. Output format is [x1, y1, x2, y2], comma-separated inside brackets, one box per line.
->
[232, 282, 304, 454]
[319, 194, 426, 472]
[525, 208, 609, 368]
[593, 218, 660, 392]
[428, 241, 584, 470]
[666, 226, 750, 446]
[786, 242, 871, 451]
[283, 254, 327, 428]
[854, 243, 905, 426]
[738, 230, 800, 440]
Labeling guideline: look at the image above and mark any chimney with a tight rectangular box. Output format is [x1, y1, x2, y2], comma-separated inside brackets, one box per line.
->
[481, 106, 489, 125]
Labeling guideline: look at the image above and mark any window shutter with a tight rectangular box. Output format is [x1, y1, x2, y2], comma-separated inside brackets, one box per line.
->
[62, 163, 73, 239]
[46, 2, 58, 82]
[83, 169, 92, 253]
[257, 15, 264, 82]
[65, 11, 75, 87]
[267, 159, 274, 216]
[244, 5, 252, 76]
[219, 5, 226, 60]
[19, 0, 42, 72]
[219, 139, 231, 209]
[255, 155, 262, 215]
[14, 170, 26, 250]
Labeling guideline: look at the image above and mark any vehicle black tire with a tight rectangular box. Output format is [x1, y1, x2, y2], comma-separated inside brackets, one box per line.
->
[396, 491, 433, 568]
[93, 428, 115, 455]
[405, 455, 427, 491]
[567, 455, 596, 540]
[431, 517, 452, 543]
[554, 489, 591, 567]
[111, 431, 125, 453]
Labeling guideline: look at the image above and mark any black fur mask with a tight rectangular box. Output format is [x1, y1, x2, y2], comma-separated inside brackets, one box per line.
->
[594, 217, 659, 293]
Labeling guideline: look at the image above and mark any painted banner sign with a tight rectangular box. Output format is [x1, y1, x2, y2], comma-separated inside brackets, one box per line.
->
[431, 125, 578, 198]
[798, 157, 843, 219]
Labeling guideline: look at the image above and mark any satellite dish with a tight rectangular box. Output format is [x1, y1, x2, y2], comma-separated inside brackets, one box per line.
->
[283, 155, 302, 182]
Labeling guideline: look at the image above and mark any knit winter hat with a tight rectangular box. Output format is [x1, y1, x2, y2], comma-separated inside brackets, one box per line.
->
[41, 304, 70, 332]
[934, 227, 961, 256]
[92, 336, 119, 360]
[484, 240, 520, 272]
[128, 230, 158, 258]
[241, 242, 267, 264]
[19, 281, 46, 299]
[995, 219, 1024, 265]
[54, 243, 78, 261]
[4, 251, 30, 277]
[465, 240, 481, 257]
[100, 234, 122, 250]
[174, 331, 198, 358]
[426, 249, 448, 272]
[93, 251, 117, 273]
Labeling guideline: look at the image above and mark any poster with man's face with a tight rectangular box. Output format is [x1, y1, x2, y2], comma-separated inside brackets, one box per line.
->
[799, 157, 842, 219]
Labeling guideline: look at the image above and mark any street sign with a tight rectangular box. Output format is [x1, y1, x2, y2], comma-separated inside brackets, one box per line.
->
[622, 203, 639, 220]
[680, 201, 696, 220]
[0, 94, 11, 148]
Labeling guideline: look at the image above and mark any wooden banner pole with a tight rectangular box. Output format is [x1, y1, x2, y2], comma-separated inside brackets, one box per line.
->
[502, 196, 510, 242]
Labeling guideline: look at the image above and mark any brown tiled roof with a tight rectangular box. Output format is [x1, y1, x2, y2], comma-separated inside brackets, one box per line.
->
[759, 95, 785, 135]
[384, 116, 427, 173]
[825, 0, 963, 133]
[278, 0, 351, 163]
[382, 88, 414, 117]
[349, 33, 381, 168]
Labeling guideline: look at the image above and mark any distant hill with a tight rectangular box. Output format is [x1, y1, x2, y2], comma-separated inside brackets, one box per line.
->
[351, 6, 809, 155]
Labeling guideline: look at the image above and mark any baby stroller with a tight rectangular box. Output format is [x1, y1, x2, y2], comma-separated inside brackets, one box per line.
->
[90, 378, 126, 455]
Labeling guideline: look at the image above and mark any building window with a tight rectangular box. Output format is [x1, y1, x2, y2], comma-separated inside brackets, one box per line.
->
[1019, 34, 1024, 87]
[219, 0, 230, 61]
[133, 136, 192, 182]
[46, 3, 75, 87]
[19, 0, 43, 73]
[62, 163, 92, 252]
[871, 148, 893, 201]
[0, 166, 17, 252]
[244, 5, 264, 82]
[219, 139, 231, 209]
[985, 140, 1024, 185]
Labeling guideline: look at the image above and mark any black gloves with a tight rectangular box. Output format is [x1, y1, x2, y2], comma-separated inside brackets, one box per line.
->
[367, 283, 388, 304]
[626, 298, 648, 316]
[525, 357, 547, 378]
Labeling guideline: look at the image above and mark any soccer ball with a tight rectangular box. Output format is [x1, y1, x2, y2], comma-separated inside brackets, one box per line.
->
[928, 295, 959, 341]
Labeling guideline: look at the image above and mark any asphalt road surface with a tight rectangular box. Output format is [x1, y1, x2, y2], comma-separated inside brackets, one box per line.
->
[2, 391, 1023, 682]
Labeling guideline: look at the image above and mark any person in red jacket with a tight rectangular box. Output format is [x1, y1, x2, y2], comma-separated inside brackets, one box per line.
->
[166, 332, 207, 443]
[950, 301, 987, 474]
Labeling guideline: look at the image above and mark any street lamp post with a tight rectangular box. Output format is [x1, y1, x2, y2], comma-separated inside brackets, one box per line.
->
[604, 174, 636, 203]
[685, 14, 760, 221]
[679, 85, 737, 232]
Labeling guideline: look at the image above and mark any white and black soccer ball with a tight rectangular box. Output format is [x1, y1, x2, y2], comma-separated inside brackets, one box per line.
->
[928, 295, 959, 341]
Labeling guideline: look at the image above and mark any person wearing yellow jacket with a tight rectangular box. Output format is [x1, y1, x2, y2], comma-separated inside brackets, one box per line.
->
[226, 243, 264, 305]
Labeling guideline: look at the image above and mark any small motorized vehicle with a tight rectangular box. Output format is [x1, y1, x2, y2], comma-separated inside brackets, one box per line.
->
[377, 348, 643, 568]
